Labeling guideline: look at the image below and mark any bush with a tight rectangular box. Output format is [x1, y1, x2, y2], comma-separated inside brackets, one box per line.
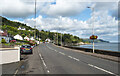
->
[1, 38, 6, 43]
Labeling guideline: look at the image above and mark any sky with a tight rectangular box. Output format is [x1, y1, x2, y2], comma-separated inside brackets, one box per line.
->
[0, 0, 119, 42]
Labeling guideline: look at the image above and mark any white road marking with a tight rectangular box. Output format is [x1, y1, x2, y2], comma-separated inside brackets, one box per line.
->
[73, 57, 80, 61]
[59, 52, 65, 55]
[14, 69, 19, 76]
[39, 54, 47, 68]
[47, 70, 50, 73]
[38, 53, 50, 73]
[88, 64, 117, 76]
[54, 50, 58, 52]
[68, 56, 73, 59]
[46, 44, 118, 75]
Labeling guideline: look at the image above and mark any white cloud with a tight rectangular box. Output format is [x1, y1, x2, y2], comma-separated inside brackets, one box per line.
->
[0, 0, 48, 18]
[0, 0, 35, 18]
[21, 9, 118, 41]
[40, 0, 91, 17]
[1, 1, 118, 42]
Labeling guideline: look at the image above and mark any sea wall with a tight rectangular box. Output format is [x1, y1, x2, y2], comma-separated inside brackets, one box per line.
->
[63, 46, 120, 57]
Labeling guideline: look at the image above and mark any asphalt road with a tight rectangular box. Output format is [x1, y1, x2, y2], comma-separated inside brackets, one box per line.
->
[2, 43, 119, 75]
[37, 43, 119, 75]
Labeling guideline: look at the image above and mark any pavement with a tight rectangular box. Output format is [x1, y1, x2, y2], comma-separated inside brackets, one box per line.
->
[1, 43, 119, 76]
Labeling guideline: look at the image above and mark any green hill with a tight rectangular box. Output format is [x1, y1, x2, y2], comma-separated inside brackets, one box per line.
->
[0, 16, 109, 46]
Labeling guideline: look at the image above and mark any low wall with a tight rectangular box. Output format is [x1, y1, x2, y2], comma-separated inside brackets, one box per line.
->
[0, 48, 20, 64]
[63, 46, 120, 57]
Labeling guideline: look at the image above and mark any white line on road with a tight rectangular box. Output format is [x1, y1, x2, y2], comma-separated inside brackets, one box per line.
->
[46, 44, 117, 75]
[59, 52, 65, 55]
[47, 70, 50, 73]
[14, 69, 19, 76]
[73, 57, 80, 61]
[39, 54, 47, 68]
[38, 52, 50, 73]
[88, 64, 117, 76]
[54, 50, 58, 52]
[68, 56, 73, 59]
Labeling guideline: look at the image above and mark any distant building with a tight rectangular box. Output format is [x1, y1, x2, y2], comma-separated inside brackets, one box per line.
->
[14, 34, 23, 40]
[24, 36, 30, 41]
[30, 37, 35, 40]
[45, 38, 51, 43]
[18, 27, 26, 30]
[39, 38, 41, 41]
[0, 29, 12, 43]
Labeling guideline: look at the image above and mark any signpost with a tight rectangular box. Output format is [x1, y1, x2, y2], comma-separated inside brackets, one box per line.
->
[89, 35, 98, 53]
[87, 6, 98, 53]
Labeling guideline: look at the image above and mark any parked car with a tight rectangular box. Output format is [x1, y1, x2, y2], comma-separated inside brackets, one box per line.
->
[20, 45, 33, 54]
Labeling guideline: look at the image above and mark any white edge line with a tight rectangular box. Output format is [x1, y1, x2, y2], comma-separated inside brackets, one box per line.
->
[88, 64, 117, 75]
[14, 69, 19, 75]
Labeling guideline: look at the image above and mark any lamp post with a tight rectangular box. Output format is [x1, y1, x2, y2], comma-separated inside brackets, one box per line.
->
[61, 33, 62, 46]
[57, 32, 58, 45]
[59, 26, 62, 46]
[34, 0, 37, 40]
[87, 6, 96, 53]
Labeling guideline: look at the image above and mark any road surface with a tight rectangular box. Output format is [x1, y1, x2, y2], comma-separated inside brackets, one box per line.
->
[2, 43, 119, 75]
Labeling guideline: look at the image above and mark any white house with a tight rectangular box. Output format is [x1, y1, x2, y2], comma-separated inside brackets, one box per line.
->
[45, 38, 51, 43]
[39, 38, 41, 41]
[18, 27, 26, 30]
[14, 34, 23, 40]
[24, 36, 30, 41]
[30, 37, 35, 40]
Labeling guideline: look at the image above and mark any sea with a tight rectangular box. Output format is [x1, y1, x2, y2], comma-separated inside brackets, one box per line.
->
[77, 42, 119, 52]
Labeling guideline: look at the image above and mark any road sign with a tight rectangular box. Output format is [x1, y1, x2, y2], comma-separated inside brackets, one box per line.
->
[90, 35, 98, 40]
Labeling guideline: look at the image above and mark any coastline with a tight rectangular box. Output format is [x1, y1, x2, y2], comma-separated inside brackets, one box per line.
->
[73, 42, 118, 52]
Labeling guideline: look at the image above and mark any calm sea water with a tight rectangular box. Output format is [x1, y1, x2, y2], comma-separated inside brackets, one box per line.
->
[78, 42, 119, 51]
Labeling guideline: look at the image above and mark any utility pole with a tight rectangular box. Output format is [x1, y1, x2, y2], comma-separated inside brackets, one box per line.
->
[34, 0, 36, 40]
[59, 26, 62, 46]
[57, 32, 58, 45]
[61, 34, 62, 46]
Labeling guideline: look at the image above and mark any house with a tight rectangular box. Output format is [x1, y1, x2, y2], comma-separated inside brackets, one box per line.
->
[18, 27, 26, 30]
[24, 36, 30, 41]
[14, 34, 23, 40]
[0, 30, 12, 43]
[30, 37, 35, 40]
[45, 38, 51, 43]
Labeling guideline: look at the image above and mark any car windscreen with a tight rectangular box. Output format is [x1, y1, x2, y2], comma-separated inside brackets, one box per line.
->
[22, 45, 31, 48]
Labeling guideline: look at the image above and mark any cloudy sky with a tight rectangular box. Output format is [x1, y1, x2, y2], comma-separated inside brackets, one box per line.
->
[0, 0, 119, 42]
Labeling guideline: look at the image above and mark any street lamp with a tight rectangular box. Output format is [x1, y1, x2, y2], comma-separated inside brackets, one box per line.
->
[59, 26, 62, 46]
[87, 6, 97, 53]
[34, 0, 37, 40]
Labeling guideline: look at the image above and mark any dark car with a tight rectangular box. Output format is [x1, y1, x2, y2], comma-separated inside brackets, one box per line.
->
[20, 45, 33, 54]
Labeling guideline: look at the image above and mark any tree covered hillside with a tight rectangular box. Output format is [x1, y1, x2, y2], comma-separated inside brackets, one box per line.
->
[0, 16, 109, 46]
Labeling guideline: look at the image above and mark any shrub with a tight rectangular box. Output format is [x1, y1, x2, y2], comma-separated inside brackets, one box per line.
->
[10, 40, 16, 43]
[1, 38, 6, 43]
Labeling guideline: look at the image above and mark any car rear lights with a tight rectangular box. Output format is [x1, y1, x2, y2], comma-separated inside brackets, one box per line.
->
[21, 48, 25, 49]
[30, 48, 32, 49]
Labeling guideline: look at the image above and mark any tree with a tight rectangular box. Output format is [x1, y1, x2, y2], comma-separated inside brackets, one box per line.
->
[21, 34, 25, 39]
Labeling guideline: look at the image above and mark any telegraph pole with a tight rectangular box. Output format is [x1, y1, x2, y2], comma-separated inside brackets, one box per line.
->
[34, 0, 36, 40]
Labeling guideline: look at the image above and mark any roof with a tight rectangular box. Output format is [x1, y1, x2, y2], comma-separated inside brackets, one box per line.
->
[0, 30, 8, 36]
